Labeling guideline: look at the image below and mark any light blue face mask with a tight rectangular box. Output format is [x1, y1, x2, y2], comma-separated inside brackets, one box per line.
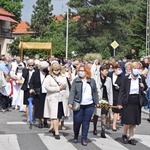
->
[132, 69, 139, 77]
[108, 69, 113, 73]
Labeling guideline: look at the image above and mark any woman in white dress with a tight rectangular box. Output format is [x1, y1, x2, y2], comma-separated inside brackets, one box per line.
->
[44, 62, 69, 140]
[10, 64, 24, 110]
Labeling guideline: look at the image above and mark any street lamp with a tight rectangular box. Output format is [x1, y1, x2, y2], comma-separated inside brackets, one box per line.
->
[65, 0, 69, 59]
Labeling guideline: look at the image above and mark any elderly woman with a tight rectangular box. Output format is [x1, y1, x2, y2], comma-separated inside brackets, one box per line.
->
[29, 61, 49, 128]
[125, 62, 132, 76]
[118, 61, 147, 145]
[43, 62, 69, 140]
[68, 65, 99, 146]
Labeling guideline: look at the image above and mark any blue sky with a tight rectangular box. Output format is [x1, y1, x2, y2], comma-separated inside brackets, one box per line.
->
[22, 0, 68, 22]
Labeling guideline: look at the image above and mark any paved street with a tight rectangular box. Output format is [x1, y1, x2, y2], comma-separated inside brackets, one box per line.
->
[0, 108, 150, 150]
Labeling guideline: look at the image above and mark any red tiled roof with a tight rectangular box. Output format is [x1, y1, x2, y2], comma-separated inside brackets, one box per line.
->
[0, 8, 14, 17]
[54, 14, 80, 22]
[13, 21, 34, 34]
[73, 15, 80, 22]
[55, 15, 64, 21]
[0, 15, 17, 23]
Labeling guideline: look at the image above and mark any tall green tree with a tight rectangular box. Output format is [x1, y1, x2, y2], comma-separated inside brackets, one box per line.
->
[129, 0, 147, 58]
[48, 19, 66, 57]
[68, 0, 143, 58]
[0, 0, 23, 21]
[31, 0, 53, 38]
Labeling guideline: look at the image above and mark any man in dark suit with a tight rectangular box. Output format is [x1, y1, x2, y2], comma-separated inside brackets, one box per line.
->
[21, 59, 35, 123]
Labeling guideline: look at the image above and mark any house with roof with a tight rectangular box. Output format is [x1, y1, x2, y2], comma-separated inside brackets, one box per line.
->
[12, 21, 35, 38]
[0, 8, 17, 55]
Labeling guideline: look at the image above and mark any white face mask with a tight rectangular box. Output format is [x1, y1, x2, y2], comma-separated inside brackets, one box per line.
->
[125, 70, 131, 75]
[53, 70, 60, 75]
[78, 71, 85, 78]
[117, 70, 122, 75]
[132, 69, 139, 76]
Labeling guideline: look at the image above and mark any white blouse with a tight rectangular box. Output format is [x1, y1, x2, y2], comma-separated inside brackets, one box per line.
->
[81, 81, 93, 105]
[129, 74, 140, 94]
[40, 71, 46, 93]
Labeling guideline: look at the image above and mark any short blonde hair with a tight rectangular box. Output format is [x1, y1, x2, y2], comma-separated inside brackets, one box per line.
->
[125, 62, 132, 70]
[132, 61, 141, 68]
[49, 62, 63, 76]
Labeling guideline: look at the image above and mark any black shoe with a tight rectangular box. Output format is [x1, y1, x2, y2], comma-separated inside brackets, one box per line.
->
[112, 128, 117, 132]
[74, 139, 78, 143]
[122, 134, 128, 144]
[101, 133, 106, 138]
[147, 118, 150, 122]
[55, 134, 60, 140]
[81, 140, 87, 146]
[101, 130, 106, 138]
[128, 139, 136, 145]
[44, 122, 48, 128]
[93, 130, 97, 135]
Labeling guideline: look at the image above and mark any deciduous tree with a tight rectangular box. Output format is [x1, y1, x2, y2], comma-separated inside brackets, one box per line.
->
[0, 0, 23, 21]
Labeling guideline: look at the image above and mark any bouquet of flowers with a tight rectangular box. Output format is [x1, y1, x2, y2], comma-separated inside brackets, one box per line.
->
[98, 98, 110, 110]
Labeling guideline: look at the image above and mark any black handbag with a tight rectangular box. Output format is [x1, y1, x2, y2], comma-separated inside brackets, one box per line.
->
[139, 78, 148, 107]
[33, 78, 45, 95]
[140, 92, 148, 107]
[34, 88, 41, 95]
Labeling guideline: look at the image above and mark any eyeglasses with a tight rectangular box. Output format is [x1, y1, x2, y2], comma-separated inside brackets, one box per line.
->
[29, 65, 34, 67]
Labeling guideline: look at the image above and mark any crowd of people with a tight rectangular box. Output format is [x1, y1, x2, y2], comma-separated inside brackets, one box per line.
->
[0, 54, 150, 146]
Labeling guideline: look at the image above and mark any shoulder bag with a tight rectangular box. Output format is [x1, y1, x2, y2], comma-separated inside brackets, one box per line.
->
[139, 78, 148, 107]
[72, 100, 80, 111]
[34, 78, 45, 95]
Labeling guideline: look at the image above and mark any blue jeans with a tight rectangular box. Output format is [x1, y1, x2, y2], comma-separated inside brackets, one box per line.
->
[73, 103, 94, 141]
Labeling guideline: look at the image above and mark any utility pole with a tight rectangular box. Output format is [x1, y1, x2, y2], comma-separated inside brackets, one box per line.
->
[65, 0, 69, 59]
[146, 0, 150, 56]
